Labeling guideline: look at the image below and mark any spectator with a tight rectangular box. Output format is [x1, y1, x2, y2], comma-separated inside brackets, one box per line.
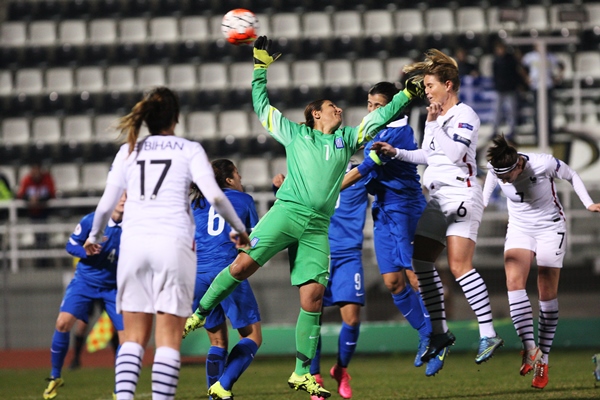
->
[0, 171, 12, 200]
[455, 47, 479, 79]
[17, 162, 56, 266]
[492, 42, 526, 142]
[521, 43, 563, 142]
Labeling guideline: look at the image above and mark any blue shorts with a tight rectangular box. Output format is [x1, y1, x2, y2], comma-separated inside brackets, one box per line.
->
[372, 206, 420, 274]
[60, 277, 124, 331]
[323, 251, 365, 307]
[193, 270, 261, 330]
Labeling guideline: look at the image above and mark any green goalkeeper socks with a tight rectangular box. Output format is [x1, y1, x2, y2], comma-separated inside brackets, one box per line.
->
[295, 308, 321, 375]
[198, 266, 242, 313]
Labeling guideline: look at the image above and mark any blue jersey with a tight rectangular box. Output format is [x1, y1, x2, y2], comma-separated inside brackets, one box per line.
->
[194, 188, 258, 272]
[66, 212, 121, 289]
[329, 166, 369, 255]
[358, 118, 424, 212]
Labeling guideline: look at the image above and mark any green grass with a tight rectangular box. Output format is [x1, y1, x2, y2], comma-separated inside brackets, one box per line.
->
[3, 349, 599, 399]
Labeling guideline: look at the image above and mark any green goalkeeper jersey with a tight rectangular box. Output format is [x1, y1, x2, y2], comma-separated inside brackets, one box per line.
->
[252, 68, 411, 217]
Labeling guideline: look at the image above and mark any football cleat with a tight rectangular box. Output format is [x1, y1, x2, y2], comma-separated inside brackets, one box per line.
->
[287, 372, 331, 398]
[208, 381, 233, 400]
[330, 364, 352, 399]
[43, 377, 64, 399]
[421, 331, 456, 363]
[182, 313, 205, 338]
[425, 346, 449, 377]
[475, 335, 504, 364]
[593, 354, 600, 383]
[520, 347, 542, 376]
[415, 336, 429, 367]
[532, 361, 549, 389]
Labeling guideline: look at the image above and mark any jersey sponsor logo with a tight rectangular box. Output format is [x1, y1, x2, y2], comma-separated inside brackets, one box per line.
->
[334, 137, 344, 149]
[452, 133, 471, 147]
[250, 237, 260, 248]
[458, 122, 474, 131]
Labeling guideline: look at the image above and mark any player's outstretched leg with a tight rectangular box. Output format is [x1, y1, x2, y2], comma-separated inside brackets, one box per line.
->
[532, 361, 549, 389]
[475, 335, 504, 364]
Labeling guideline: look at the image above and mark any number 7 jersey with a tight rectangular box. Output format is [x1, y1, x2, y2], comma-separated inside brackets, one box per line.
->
[107, 136, 216, 242]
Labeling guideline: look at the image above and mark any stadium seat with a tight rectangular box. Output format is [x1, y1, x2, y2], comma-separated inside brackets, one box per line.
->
[166, 64, 197, 107]
[14, 68, 43, 113]
[26, 20, 57, 65]
[0, 70, 13, 96]
[456, 7, 487, 50]
[106, 65, 136, 110]
[575, 51, 600, 87]
[31, 116, 62, 160]
[332, 10, 363, 57]
[554, 52, 574, 86]
[520, 5, 549, 36]
[0, 21, 26, 67]
[51, 163, 81, 197]
[323, 59, 354, 104]
[270, 156, 287, 177]
[238, 157, 271, 191]
[178, 16, 209, 62]
[228, 62, 254, 108]
[354, 58, 385, 101]
[478, 54, 494, 78]
[301, 12, 333, 57]
[93, 114, 120, 161]
[218, 110, 251, 154]
[137, 65, 166, 92]
[63, 115, 93, 160]
[198, 63, 227, 106]
[44, 67, 74, 112]
[261, 61, 291, 106]
[486, 7, 520, 35]
[88, 18, 118, 62]
[186, 111, 218, 147]
[385, 57, 412, 84]
[118, 17, 147, 62]
[394, 9, 425, 54]
[424, 8, 456, 49]
[271, 13, 302, 54]
[1, 117, 31, 161]
[148, 17, 179, 61]
[343, 106, 367, 129]
[363, 10, 394, 57]
[291, 60, 323, 106]
[81, 162, 110, 195]
[56, 20, 87, 65]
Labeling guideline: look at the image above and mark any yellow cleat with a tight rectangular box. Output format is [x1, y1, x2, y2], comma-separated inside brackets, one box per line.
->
[182, 313, 206, 338]
[43, 377, 64, 399]
[208, 381, 233, 399]
[287, 372, 331, 398]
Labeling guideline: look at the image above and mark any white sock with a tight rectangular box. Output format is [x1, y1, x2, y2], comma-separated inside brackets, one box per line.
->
[413, 259, 447, 334]
[508, 289, 535, 350]
[115, 342, 144, 400]
[456, 269, 496, 338]
[152, 346, 181, 400]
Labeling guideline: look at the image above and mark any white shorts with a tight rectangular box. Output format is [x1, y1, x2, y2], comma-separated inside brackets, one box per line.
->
[416, 185, 483, 245]
[117, 235, 196, 317]
[504, 223, 567, 268]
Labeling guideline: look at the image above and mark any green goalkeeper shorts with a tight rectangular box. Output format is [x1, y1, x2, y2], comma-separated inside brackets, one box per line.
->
[241, 200, 330, 287]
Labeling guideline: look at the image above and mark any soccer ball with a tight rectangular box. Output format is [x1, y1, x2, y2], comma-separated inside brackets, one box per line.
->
[221, 9, 259, 45]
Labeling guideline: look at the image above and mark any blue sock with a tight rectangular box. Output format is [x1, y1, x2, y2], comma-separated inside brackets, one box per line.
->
[220, 338, 259, 391]
[338, 322, 360, 367]
[206, 346, 227, 390]
[309, 337, 322, 375]
[393, 286, 431, 338]
[50, 330, 70, 378]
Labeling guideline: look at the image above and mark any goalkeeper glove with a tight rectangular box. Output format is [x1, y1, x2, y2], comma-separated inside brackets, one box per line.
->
[253, 36, 281, 70]
[403, 76, 425, 99]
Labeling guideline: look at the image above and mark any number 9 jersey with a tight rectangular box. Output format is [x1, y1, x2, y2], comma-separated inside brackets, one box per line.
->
[107, 136, 218, 243]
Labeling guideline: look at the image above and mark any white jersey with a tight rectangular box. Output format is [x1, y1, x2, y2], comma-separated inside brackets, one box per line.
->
[421, 102, 480, 192]
[482, 152, 594, 230]
[107, 135, 230, 242]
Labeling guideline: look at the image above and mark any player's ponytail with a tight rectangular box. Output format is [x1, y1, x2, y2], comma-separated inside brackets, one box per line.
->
[486, 134, 518, 169]
[117, 87, 180, 155]
[403, 49, 461, 92]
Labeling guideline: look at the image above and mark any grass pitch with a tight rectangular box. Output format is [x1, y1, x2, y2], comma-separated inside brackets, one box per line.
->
[2, 349, 599, 399]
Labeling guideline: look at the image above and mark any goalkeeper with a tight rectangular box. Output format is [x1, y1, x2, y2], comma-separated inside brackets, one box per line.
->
[184, 36, 424, 399]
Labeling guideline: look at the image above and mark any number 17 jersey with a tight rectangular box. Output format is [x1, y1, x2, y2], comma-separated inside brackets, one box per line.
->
[107, 135, 216, 243]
